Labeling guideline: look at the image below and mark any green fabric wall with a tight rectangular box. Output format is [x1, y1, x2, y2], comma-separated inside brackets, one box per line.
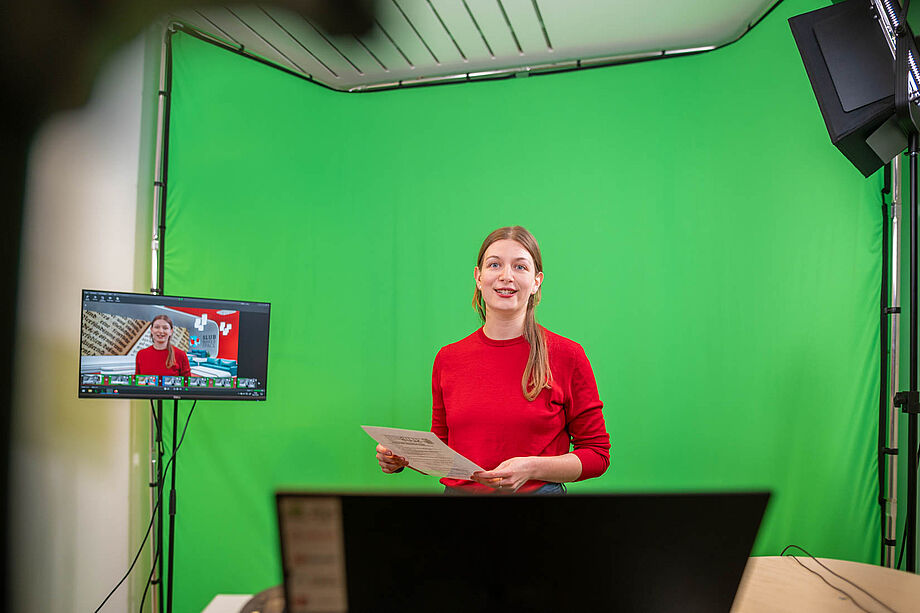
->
[164, 0, 883, 608]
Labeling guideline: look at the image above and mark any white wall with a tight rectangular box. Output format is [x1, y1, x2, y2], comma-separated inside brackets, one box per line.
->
[11, 34, 153, 612]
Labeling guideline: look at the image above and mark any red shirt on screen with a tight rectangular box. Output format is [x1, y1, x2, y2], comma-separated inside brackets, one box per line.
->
[135, 346, 192, 377]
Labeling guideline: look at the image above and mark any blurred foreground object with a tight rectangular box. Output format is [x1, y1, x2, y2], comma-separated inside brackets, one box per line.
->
[0, 2, 374, 610]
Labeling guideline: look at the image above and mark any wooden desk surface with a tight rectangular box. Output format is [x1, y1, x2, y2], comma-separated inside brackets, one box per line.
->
[731, 556, 920, 612]
[207, 557, 920, 613]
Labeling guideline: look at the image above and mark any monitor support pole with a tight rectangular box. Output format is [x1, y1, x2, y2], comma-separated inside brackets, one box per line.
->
[166, 398, 179, 613]
[152, 24, 175, 612]
[156, 400, 165, 611]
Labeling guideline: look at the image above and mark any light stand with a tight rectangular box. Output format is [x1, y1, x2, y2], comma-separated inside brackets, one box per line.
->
[882, 155, 902, 569]
[891, 0, 920, 572]
[896, 134, 919, 573]
[910, 132, 918, 572]
[790, 0, 920, 570]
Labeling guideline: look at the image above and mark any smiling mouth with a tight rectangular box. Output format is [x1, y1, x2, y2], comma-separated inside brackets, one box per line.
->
[495, 288, 517, 296]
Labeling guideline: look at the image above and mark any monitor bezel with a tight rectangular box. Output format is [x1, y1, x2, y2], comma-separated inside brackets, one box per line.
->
[78, 289, 271, 401]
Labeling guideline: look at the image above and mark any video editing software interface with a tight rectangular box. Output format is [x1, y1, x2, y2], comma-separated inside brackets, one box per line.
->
[79, 290, 270, 400]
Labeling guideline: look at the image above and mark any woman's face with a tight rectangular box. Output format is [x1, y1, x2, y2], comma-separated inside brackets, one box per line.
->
[151, 319, 173, 347]
[474, 239, 543, 318]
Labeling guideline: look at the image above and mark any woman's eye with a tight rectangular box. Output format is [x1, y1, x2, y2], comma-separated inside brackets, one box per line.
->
[516, 265, 527, 270]
[488, 262, 499, 268]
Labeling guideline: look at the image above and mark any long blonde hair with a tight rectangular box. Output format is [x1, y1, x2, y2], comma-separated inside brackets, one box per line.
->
[472, 226, 551, 401]
[151, 314, 177, 369]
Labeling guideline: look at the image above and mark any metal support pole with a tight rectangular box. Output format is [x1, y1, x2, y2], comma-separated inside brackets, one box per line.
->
[909, 131, 919, 573]
[886, 156, 903, 568]
[149, 23, 176, 612]
[147, 401, 164, 611]
[166, 399, 178, 613]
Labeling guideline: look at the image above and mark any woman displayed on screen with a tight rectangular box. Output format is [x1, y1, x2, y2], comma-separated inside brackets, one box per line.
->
[376, 226, 610, 494]
[135, 314, 192, 377]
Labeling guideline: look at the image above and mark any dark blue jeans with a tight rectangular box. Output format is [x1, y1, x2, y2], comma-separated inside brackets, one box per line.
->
[444, 482, 566, 495]
[531, 482, 566, 494]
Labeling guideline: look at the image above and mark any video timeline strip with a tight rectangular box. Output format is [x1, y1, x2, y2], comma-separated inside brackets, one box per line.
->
[80, 373, 262, 392]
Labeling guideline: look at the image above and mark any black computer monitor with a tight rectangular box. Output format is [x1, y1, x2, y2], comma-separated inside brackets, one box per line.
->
[79, 289, 270, 400]
[276, 491, 770, 613]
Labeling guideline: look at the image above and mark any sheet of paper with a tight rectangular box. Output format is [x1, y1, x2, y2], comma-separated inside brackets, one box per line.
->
[362, 425, 484, 480]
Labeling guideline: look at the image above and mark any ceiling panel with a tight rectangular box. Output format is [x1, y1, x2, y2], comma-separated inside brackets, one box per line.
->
[502, 0, 552, 55]
[428, 1, 494, 61]
[393, 0, 465, 65]
[165, 0, 780, 92]
[256, 6, 358, 80]
[191, 6, 304, 72]
[465, 0, 525, 59]
[229, 6, 325, 76]
[359, 24, 415, 74]
[375, 0, 439, 68]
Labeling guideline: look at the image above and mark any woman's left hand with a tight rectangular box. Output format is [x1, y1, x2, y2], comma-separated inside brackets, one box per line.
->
[472, 457, 536, 492]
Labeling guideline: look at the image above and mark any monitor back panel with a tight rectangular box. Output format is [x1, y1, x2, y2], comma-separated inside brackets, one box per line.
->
[277, 491, 769, 613]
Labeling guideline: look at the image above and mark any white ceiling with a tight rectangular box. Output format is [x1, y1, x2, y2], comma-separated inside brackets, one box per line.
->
[166, 0, 780, 92]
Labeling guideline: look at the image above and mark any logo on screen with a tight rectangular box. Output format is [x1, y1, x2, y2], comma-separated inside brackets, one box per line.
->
[189, 335, 201, 347]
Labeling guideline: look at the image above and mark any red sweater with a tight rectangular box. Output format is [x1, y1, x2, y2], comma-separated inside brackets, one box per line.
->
[432, 327, 610, 493]
[135, 345, 191, 377]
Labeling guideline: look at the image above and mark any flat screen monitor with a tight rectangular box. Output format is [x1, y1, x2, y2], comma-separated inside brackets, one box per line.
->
[275, 491, 770, 613]
[79, 289, 270, 400]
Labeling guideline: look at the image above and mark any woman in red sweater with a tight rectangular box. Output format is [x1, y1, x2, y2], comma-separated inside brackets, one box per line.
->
[135, 314, 191, 377]
[377, 226, 610, 493]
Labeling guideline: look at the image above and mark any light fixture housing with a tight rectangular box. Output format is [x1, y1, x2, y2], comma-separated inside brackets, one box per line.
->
[789, 0, 920, 176]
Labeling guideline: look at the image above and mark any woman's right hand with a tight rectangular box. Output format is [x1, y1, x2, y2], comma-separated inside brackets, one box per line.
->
[376, 444, 409, 474]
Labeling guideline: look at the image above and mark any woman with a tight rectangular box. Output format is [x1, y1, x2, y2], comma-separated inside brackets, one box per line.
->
[135, 314, 192, 377]
[377, 226, 609, 493]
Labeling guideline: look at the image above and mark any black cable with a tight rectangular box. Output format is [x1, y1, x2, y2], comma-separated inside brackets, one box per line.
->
[143, 400, 196, 613]
[895, 439, 920, 571]
[780, 545, 899, 613]
[138, 522, 162, 613]
[94, 400, 197, 612]
[150, 399, 162, 443]
[93, 476, 164, 613]
[141, 400, 164, 613]
[894, 423, 919, 570]
[151, 399, 166, 610]
[783, 556, 872, 613]
[880, 166, 891, 566]
[154, 399, 195, 609]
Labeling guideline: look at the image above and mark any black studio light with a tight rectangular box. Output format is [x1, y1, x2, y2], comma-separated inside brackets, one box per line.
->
[791, 0, 920, 574]
[790, 0, 920, 177]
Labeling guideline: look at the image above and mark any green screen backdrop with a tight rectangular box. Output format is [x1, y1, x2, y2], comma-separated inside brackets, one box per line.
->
[164, 0, 884, 609]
